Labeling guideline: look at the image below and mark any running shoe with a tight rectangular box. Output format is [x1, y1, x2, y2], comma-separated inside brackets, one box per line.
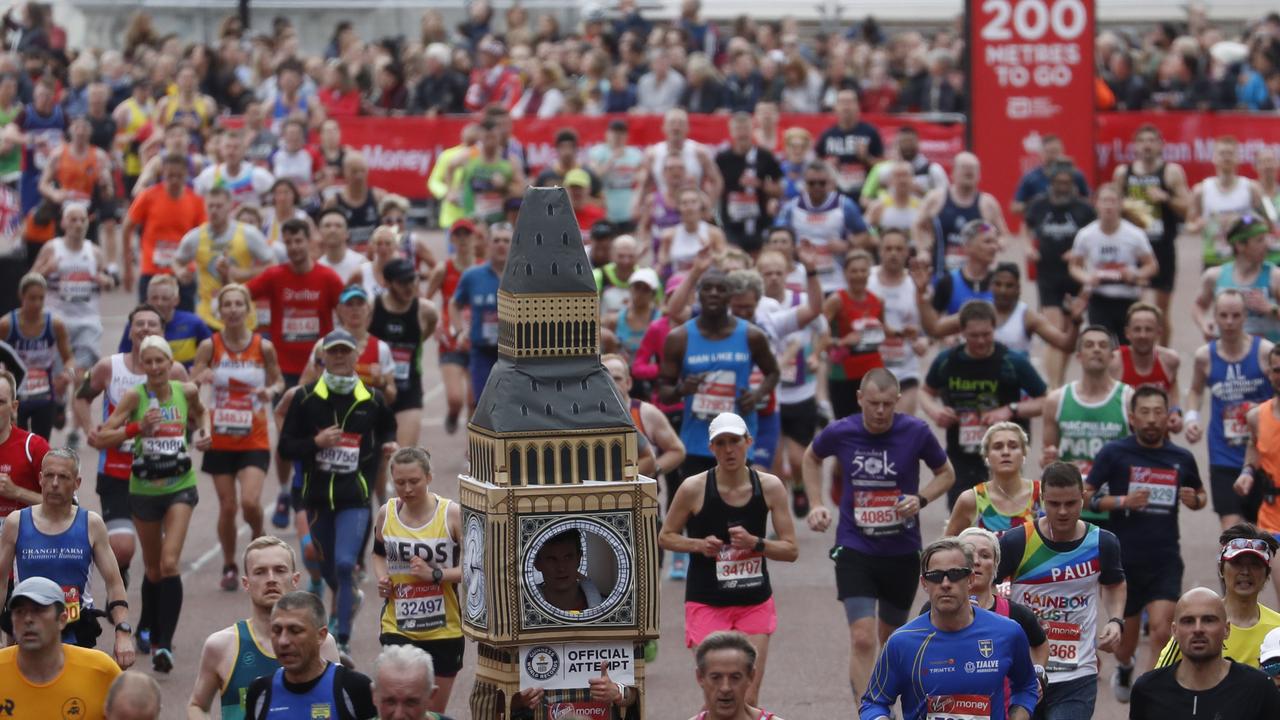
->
[354, 564, 367, 587]
[792, 486, 811, 518]
[65, 431, 80, 451]
[328, 615, 338, 635]
[220, 564, 238, 592]
[152, 647, 174, 674]
[445, 413, 459, 435]
[338, 641, 352, 657]
[352, 587, 365, 618]
[53, 404, 66, 430]
[270, 491, 291, 529]
[669, 552, 689, 581]
[136, 629, 151, 655]
[1111, 662, 1134, 703]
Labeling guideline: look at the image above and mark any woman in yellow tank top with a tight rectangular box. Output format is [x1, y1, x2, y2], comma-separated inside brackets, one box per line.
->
[945, 422, 1043, 536]
[372, 446, 464, 715]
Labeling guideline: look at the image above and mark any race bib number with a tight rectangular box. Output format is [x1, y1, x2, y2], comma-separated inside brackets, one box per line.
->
[958, 411, 988, 454]
[213, 388, 254, 436]
[281, 310, 320, 343]
[837, 163, 866, 190]
[481, 310, 499, 345]
[726, 190, 760, 222]
[926, 695, 992, 720]
[143, 420, 187, 457]
[1045, 621, 1082, 673]
[152, 240, 179, 268]
[392, 346, 414, 383]
[316, 432, 361, 474]
[806, 240, 835, 271]
[61, 585, 82, 623]
[1129, 466, 1177, 509]
[393, 582, 446, 632]
[879, 337, 908, 364]
[716, 546, 764, 591]
[691, 370, 737, 419]
[850, 317, 885, 353]
[475, 191, 503, 219]
[59, 271, 96, 304]
[852, 490, 903, 535]
[1224, 401, 1255, 444]
[19, 368, 50, 399]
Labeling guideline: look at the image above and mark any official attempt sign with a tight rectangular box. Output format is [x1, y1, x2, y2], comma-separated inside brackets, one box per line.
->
[968, 0, 1096, 221]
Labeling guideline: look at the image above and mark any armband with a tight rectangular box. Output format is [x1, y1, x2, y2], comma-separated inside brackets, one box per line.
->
[106, 600, 129, 613]
[916, 494, 929, 509]
[125, 422, 141, 439]
[1242, 465, 1256, 476]
[373, 539, 386, 557]
[1184, 410, 1201, 425]
[1170, 406, 1183, 416]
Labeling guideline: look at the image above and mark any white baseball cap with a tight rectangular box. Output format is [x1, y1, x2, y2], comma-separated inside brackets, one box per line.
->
[708, 413, 749, 441]
[628, 268, 661, 291]
[1261, 626, 1280, 667]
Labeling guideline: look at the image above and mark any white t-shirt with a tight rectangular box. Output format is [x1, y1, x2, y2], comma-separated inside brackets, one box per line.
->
[193, 163, 275, 205]
[271, 148, 316, 189]
[1070, 220, 1153, 299]
[867, 266, 921, 382]
[318, 248, 367, 285]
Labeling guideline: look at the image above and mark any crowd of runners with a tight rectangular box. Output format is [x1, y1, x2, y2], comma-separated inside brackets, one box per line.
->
[3, 4, 1280, 720]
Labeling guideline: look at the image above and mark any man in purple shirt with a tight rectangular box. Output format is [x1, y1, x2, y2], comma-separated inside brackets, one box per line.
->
[800, 367, 955, 702]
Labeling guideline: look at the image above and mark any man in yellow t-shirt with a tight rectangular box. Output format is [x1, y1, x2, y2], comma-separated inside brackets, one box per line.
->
[0, 576, 121, 720]
[1156, 525, 1280, 669]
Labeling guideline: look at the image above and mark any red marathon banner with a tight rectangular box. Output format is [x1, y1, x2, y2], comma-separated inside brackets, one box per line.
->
[967, 0, 1096, 223]
[1095, 112, 1280, 186]
[333, 113, 966, 200]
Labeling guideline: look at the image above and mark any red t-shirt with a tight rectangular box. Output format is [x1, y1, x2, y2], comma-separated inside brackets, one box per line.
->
[0, 428, 51, 517]
[575, 203, 606, 236]
[246, 263, 345, 375]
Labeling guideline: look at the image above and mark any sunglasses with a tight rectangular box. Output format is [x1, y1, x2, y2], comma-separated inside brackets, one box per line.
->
[806, 179, 828, 187]
[923, 567, 973, 584]
[1263, 660, 1280, 677]
[1222, 537, 1275, 558]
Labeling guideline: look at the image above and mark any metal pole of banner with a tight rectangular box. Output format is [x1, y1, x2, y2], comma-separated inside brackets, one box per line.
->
[239, 0, 251, 30]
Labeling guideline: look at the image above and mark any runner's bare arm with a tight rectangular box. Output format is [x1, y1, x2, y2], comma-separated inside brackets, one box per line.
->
[36, 149, 62, 202]
[1185, 184, 1206, 233]
[1026, 308, 1079, 353]
[641, 402, 686, 474]
[1134, 251, 1158, 283]
[187, 627, 233, 718]
[1235, 409, 1262, 497]
[1165, 164, 1191, 218]
[1192, 268, 1220, 338]
[0, 510, 19, 590]
[657, 476, 711, 554]
[1159, 348, 1183, 406]
[261, 340, 285, 398]
[760, 473, 799, 562]
[1066, 249, 1092, 288]
[93, 388, 140, 448]
[656, 328, 689, 406]
[419, 299, 439, 339]
[95, 148, 114, 198]
[1183, 346, 1211, 444]
[372, 504, 390, 596]
[699, 147, 723, 203]
[799, 445, 831, 531]
[423, 263, 445, 300]
[1249, 182, 1273, 227]
[919, 460, 956, 507]
[979, 192, 1011, 244]
[48, 318, 72, 374]
[75, 357, 114, 437]
[30, 241, 56, 276]
[943, 488, 979, 536]
[1041, 389, 1063, 466]
[190, 339, 215, 386]
[90, 512, 136, 669]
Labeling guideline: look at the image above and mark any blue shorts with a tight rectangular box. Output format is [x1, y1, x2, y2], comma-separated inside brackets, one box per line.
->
[469, 347, 499, 404]
[752, 411, 781, 469]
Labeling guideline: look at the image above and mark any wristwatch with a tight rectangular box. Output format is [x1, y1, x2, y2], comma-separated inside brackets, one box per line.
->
[753, 537, 766, 553]
[1008, 402, 1020, 418]
[115, 621, 133, 635]
[432, 567, 444, 584]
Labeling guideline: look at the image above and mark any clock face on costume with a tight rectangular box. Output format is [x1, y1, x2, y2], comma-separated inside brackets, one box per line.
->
[463, 512, 486, 624]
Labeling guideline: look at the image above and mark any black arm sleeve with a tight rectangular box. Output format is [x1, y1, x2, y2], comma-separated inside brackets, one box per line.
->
[335, 666, 378, 720]
[1098, 529, 1126, 586]
[375, 390, 398, 444]
[1007, 601, 1048, 647]
[931, 273, 954, 313]
[996, 525, 1028, 583]
[278, 389, 317, 461]
[244, 676, 271, 720]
